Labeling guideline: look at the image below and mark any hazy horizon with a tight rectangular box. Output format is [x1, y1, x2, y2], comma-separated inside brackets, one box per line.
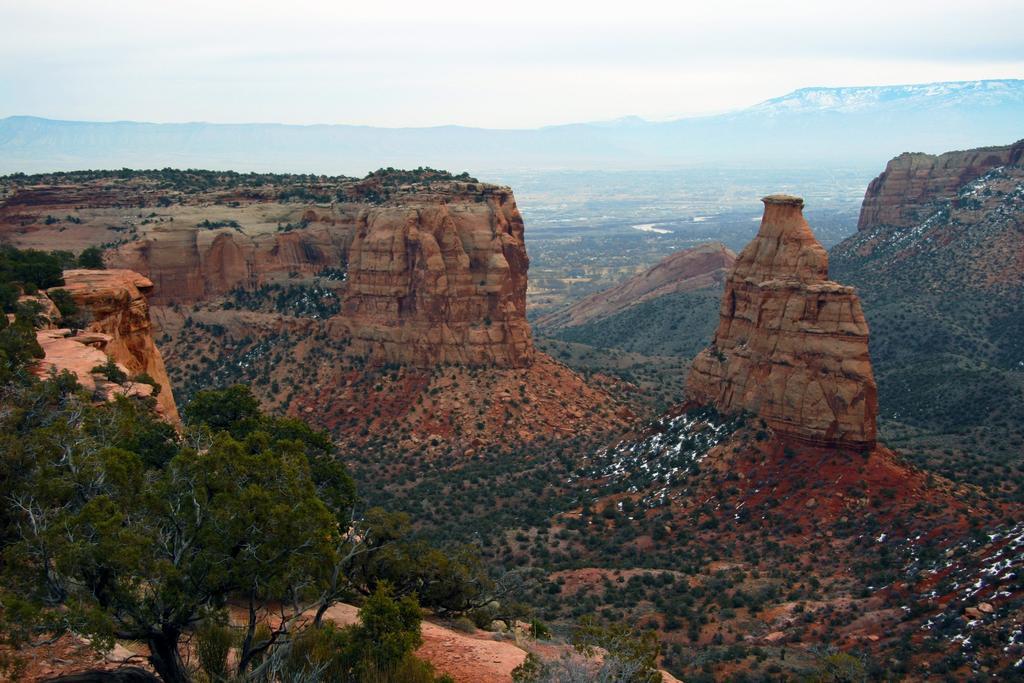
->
[2, 78, 1021, 130]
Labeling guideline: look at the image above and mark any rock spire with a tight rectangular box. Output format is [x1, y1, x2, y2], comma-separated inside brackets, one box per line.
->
[686, 195, 877, 448]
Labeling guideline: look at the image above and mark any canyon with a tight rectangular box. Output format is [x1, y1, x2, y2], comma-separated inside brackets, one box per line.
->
[4, 166, 1023, 681]
[0, 169, 620, 446]
[830, 139, 1024, 502]
[545, 189, 1019, 678]
[839, 139, 1024, 293]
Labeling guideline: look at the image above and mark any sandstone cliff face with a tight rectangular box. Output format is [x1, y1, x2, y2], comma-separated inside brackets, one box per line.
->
[829, 145, 1024, 453]
[2, 172, 610, 445]
[98, 179, 535, 368]
[857, 139, 1024, 231]
[537, 242, 735, 331]
[686, 196, 877, 448]
[111, 220, 348, 305]
[53, 269, 179, 421]
[837, 143, 1024, 293]
[342, 185, 533, 367]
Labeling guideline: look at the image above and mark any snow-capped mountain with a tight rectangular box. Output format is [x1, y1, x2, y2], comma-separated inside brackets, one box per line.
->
[747, 79, 1024, 115]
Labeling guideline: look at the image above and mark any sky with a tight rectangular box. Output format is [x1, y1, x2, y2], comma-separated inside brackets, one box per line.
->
[1, 0, 1022, 128]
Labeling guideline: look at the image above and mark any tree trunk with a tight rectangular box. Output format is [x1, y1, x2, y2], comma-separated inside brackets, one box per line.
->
[147, 629, 189, 683]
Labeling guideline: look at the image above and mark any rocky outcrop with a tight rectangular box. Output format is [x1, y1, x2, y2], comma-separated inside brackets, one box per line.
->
[18, 292, 61, 328]
[686, 195, 877, 448]
[3, 173, 573, 441]
[857, 139, 1024, 231]
[537, 242, 735, 330]
[34, 328, 164, 406]
[100, 178, 535, 368]
[341, 184, 534, 367]
[2, 172, 537, 370]
[836, 142, 1024, 293]
[830, 143, 1024, 446]
[51, 270, 179, 421]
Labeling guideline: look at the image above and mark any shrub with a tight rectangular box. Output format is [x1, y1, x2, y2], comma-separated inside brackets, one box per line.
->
[285, 622, 353, 681]
[450, 616, 476, 634]
[469, 606, 496, 630]
[77, 246, 105, 269]
[528, 618, 551, 640]
[361, 653, 454, 683]
[48, 289, 78, 318]
[197, 219, 241, 229]
[0, 245, 65, 291]
[195, 619, 233, 682]
[92, 357, 128, 384]
[133, 372, 162, 396]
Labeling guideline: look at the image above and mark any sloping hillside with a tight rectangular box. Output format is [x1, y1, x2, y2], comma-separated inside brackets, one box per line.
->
[536, 242, 734, 331]
[831, 142, 1024, 501]
[535, 244, 732, 414]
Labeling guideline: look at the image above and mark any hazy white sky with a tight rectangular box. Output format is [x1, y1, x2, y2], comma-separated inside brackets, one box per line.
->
[1, 0, 1022, 128]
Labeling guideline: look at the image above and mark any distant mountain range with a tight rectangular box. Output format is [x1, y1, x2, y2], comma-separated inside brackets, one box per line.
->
[1, 79, 1022, 175]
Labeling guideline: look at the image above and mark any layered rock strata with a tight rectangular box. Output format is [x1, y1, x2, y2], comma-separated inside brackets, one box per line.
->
[686, 195, 877, 448]
[857, 139, 1024, 231]
[53, 269, 179, 421]
[112, 219, 347, 305]
[3, 174, 540, 370]
[34, 328, 165, 407]
[341, 186, 533, 367]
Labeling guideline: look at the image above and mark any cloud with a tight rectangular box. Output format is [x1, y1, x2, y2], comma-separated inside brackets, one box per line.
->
[1, 0, 1022, 126]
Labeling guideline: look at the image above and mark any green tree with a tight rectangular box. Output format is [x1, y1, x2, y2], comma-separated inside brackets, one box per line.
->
[47, 288, 79, 318]
[351, 584, 423, 671]
[284, 586, 448, 682]
[0, 245, 64, 291]
[91, 357, 128, 383]
[0, 377, 486, 682]
[184, 383, 263, 438]
[77, 246, 106, 269]
[0, 307, 44, 381]
[3, 428, 338, 681]
[0, 380, 350, 682]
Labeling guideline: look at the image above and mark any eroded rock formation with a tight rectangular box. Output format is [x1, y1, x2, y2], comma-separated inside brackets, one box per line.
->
[112, 221, 347, 305]
[857, 139, 1024, 231]
[537, 242, 735, 331]
[686, 195, 877, 448]
[1, 173, 601, 442]
[97, 178, 536, 368]
[52, 269, 179, 421]
[342, 185, 533, 367]
[34, 328, 164, 407]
